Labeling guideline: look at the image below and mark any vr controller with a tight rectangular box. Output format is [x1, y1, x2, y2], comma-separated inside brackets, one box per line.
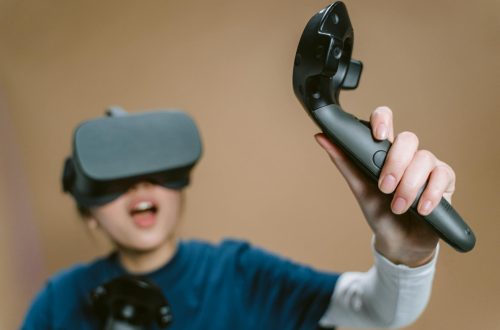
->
[91, 275, 173, 329]
[292, 1, 476, 252]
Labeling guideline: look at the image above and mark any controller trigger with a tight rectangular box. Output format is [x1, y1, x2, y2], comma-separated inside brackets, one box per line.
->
[341, 59, 363, 89]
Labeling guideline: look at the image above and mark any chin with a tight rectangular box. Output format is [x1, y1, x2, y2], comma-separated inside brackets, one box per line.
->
[128, 235, 172, 253]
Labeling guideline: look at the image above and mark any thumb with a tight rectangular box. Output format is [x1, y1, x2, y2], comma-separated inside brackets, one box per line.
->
[314, 133, 375, 197]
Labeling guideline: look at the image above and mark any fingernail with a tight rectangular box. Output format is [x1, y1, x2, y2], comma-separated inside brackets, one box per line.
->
[392, 197, 407, 214]
[376, 123, 388, 140]
[420, 200, 433, 215]
[379, 174, 396, 193]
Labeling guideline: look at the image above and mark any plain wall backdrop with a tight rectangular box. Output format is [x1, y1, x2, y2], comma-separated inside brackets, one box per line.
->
[0, 0, 499, 329]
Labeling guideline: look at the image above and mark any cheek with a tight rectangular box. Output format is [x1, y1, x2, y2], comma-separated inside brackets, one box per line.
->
[157, 189, 183, 217]
[97, 213, 132, 239]
[91, 202, 130, 234]
[153, 203, 180, 235]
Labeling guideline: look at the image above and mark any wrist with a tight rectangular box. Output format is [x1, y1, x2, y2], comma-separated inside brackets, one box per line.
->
[374, 235, 438, 267]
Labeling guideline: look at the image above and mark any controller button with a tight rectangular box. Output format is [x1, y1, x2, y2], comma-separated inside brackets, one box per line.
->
[333, 47, 342, 59]
[373, 150, 387, 169]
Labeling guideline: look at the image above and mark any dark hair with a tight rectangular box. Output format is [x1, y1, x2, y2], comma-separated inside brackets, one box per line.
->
[77, 204, 92, 218]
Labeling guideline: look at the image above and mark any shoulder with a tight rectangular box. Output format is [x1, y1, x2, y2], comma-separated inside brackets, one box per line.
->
[48, 253, 114, 289]
[215, 238, 302, 270]
[49, 262, 90, 286]
[180, 238, 339, 282]
[23, 254, 114, 329]
[34, 252, 118, 309]
[185, 238, 338, 279]
[178, 238, 265, 278]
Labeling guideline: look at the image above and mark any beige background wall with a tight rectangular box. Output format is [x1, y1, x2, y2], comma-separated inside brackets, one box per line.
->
[0, 0, 499, 329]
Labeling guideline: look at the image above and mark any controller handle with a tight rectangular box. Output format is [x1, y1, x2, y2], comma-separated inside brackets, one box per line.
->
[292, 1, 475, 252]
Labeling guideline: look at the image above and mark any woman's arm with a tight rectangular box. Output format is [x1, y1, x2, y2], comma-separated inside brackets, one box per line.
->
[319, 242, 438, 328]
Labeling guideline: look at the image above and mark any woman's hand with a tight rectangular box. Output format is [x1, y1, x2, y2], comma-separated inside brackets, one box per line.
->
[315, 106, 455, 267]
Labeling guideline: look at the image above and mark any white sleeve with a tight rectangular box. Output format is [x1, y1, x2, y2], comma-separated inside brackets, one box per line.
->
[319, 241, 439, 329]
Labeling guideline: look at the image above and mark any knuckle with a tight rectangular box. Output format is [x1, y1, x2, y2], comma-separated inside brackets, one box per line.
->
[415, 149, 436, 164]
[397, 178, 418, 196]
[386, 155, 407, 170]
[403, 178, 421, 193]
[424, 186, 443, 201]
[446, 166, 456, 182]
[397, 131, 419, 146]
[394, 189, 413, 208]
[437, 165, 456, 188]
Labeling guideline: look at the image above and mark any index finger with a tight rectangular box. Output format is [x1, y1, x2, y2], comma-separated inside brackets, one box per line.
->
[370, 106, 394, 142]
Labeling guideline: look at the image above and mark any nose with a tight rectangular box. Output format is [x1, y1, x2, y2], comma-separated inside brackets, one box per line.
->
[128, 181, 155, 192]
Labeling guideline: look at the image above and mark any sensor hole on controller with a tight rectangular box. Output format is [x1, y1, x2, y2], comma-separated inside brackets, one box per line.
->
[333, 47, 342, 59]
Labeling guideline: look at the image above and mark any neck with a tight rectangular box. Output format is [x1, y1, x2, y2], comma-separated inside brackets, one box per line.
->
[117, 238, 178, 274]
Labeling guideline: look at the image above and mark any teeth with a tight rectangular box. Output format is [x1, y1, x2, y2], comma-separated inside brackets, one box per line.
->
[133, 201, 154, 212]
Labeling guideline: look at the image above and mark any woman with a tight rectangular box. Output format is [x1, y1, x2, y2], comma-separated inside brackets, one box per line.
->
[23, 106, 450, 329]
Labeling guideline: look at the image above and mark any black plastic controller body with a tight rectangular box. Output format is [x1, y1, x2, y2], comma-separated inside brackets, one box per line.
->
[91, 275, 173, 329]
[292, 1, 475, 252]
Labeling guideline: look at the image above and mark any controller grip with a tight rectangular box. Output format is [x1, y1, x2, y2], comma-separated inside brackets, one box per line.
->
[312, 104, 476, 252]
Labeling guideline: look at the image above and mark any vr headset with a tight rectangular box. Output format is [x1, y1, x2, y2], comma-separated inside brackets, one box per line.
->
[62, 107, 202, 208]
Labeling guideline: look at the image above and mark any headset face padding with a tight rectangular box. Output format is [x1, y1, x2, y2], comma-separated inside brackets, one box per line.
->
[62, 110, 202, 207]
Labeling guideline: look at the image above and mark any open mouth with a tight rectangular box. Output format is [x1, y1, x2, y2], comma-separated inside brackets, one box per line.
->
[130, 201, 158, 216]
[129, 200, 158, 228]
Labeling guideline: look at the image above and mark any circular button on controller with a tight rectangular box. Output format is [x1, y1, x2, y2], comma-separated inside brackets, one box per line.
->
[373, 150, 387, 169]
